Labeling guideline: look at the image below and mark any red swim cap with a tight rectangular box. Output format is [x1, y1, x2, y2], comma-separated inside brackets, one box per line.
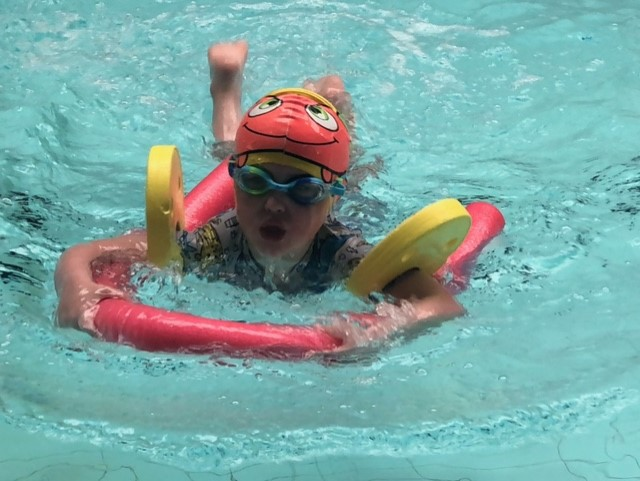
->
[234, 88, 351, 183]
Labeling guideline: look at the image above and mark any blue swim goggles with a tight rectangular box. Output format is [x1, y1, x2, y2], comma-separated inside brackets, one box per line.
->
[228, 162, 345, 205]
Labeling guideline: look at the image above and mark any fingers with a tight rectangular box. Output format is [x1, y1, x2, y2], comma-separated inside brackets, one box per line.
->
[80, 303, 100, 333]
[320, 301, 421, 353]
[79, 285, 129, 333]
[56, 284, 128, 333]
[94, 285, 127, 300]
[322, 314, 391, 352]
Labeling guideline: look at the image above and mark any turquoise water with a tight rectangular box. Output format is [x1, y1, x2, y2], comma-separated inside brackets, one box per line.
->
[2, 0, 640, 480]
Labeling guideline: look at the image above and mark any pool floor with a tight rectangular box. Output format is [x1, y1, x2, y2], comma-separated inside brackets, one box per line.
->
[3, 401, 639, 481]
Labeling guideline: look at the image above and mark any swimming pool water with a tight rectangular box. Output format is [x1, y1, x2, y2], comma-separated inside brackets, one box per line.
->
[1, 0, 640, 480]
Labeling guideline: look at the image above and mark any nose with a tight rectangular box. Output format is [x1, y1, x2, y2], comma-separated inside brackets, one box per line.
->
[263, 192, 287, 213]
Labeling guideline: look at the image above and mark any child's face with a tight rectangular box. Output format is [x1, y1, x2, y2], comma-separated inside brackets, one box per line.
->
[234, 163, 332, 262]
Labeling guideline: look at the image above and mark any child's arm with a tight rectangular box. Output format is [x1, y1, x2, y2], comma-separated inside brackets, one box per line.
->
[382, 268, 465, 324]
[54, 231, 147, 331]
[323, 268, 464, 352]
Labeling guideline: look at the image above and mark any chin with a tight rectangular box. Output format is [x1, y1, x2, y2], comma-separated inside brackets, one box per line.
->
[253, 238, 307, 263]
[250, 237, 284, 256]
[256, 245, 285, 259]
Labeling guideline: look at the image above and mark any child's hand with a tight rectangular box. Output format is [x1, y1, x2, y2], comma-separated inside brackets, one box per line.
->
[54, 236, 144, 334]
[56, 280, 127, 333]
[321, 314, 373, 352]
[321, 302, 415, 352]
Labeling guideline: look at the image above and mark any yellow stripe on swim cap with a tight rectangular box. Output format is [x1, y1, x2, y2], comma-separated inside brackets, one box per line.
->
[266, 87, 339, 113]
[245, 152, 324, 179]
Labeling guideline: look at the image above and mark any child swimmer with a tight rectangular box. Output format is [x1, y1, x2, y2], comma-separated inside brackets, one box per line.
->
[54, 40, 464, 349]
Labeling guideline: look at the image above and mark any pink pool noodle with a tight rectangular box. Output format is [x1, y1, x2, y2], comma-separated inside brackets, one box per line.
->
[436, 201, 506, 292]
[93, 159, 505, 356]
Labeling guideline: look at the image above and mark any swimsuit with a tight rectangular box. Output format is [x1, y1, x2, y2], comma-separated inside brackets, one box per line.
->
[177, 209, 372, 293]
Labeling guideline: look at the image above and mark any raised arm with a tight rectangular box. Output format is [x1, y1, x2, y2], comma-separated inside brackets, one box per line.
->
[54, 230, 147, 331]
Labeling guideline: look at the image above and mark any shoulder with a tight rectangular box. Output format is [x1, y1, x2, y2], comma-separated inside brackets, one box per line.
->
[322, 218, 371, 250]
[177, 209, 241, 266]
[315, 218, 373, 279]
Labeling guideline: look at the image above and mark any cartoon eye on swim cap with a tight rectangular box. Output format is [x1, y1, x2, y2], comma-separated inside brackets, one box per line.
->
[248, 97, 282, 117]
[234, 87, 351, 182]
[306, 104, 339, 131]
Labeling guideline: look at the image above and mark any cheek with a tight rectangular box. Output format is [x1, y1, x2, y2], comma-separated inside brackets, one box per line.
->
[292, 201, 330, 238]
[234, 190, 260, 227]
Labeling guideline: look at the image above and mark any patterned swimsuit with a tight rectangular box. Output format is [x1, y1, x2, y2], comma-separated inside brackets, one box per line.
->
[177, 209, 372, 293]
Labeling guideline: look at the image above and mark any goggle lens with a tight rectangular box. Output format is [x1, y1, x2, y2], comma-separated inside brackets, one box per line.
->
[229, 163, 345, 205]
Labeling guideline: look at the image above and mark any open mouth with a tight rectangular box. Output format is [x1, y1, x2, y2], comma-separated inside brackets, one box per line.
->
[259, 225, 286, 242]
